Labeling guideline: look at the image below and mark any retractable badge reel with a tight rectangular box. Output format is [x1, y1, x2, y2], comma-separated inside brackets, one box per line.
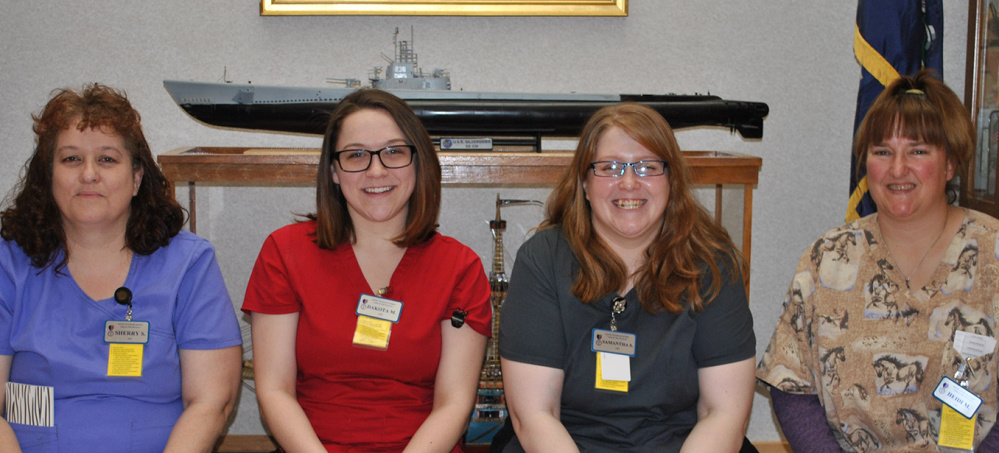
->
[115, 287, 132, 320]
[104, 287, 149, 377]
[451, 309, 468, 328]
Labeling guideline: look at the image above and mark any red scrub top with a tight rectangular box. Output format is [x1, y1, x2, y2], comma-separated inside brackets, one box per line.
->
[243, 221, 491, 452]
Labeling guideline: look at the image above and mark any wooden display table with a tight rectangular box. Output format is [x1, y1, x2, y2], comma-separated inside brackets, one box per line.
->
[158, 147, 761, 267]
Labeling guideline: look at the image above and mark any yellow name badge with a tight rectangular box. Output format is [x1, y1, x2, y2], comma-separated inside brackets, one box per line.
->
[938, 405, 976, 450]
[107, 343, 144, 377]
[353, 316, 393, 350]
[104, 320, 148, 377]
[595, 352, 628, 392]
[353, 294, 403, 351]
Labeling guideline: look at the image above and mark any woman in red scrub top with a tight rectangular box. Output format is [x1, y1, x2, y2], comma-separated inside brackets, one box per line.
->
[243, 88, 492, 452]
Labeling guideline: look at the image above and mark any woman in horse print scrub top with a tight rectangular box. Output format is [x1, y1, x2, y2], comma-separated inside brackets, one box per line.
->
[758, 70, 999, 451]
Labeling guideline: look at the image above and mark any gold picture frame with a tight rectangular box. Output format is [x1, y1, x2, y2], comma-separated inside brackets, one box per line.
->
[260, 0, 627, 16]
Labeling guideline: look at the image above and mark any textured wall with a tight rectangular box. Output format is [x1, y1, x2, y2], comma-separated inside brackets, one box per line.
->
[0, 0, 971, 442]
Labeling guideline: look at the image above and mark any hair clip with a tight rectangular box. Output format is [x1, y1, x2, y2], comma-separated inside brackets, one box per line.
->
[905, 88, 926, 95]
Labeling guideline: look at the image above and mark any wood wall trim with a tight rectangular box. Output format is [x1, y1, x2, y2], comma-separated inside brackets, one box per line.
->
[215, 435, 275, 452]
[755, 441, 793, 453]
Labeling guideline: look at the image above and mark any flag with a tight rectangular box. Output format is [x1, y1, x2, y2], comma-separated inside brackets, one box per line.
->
[847, 0, 943, 222]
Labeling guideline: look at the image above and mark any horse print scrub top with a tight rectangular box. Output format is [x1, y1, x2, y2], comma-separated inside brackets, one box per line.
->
[758, 209, 999, 452]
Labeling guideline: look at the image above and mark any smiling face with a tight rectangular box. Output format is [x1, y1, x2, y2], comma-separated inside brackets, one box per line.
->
[51, 122, 142, 233]
[582, 126, 670, 250]
[866, 134, 953, 221]
[331, 108, 416, 232]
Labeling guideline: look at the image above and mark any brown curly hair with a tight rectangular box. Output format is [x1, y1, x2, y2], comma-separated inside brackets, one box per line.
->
[0, 83, 185, 269]
[543, 102, 744, 314]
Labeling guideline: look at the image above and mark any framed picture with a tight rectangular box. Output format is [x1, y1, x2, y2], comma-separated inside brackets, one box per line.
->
[260, 0, 628, 16]
[962, 0, 999, 215]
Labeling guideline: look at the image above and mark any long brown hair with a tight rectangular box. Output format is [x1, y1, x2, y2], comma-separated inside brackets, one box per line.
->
[854, 69, 973, 203]
[543, 103, 744, 314]
[1, 83, 184, 269]
[311, 89, 441, 249]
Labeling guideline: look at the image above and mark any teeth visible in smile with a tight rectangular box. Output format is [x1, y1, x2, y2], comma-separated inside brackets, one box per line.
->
[888, 183, 915, 190]
[365, 186, 393, 194]
[615, 199, 645, 210]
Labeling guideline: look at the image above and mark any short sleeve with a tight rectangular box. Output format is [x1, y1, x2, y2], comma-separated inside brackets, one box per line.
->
[443, 244, 493, 338]
[242, 232, 300, 315]
[691, 258, 755, 368]
[756, 244, 821, 395]
[173, 237, 242, 350]
[498, 230, 567, 369]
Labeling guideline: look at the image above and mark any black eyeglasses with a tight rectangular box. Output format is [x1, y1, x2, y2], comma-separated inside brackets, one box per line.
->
[589, 160, 669, 178]
[333, 145, 416, 172]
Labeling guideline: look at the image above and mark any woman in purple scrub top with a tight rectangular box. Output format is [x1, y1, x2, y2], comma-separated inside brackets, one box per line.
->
[0, 84, 242, 453]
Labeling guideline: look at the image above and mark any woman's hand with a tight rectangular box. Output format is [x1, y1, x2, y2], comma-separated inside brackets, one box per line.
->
[163, 345, 242, 453]
[251, 312, 328, 453]
[502, 358, 579, 453]
[404, 320, 487, 453]
[681, 357, 756, 453]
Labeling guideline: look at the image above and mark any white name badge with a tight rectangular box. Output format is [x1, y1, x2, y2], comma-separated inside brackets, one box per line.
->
[356, 294, 403, 323]
[954, 330, 997, 359]
[933, 376, 983, 419]
[600, 352, 631, 381]
[591, 329, 637, 357]
[104, 320, 150, 344]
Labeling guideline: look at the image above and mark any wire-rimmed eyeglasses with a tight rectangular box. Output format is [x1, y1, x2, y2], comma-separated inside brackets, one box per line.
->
[333, 145, 416, 172]
[589, 160, 669, 178]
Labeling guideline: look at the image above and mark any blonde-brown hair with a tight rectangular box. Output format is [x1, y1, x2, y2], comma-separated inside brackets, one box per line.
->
[543, 102, 744, 314]
[854, 69, 973, 203]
